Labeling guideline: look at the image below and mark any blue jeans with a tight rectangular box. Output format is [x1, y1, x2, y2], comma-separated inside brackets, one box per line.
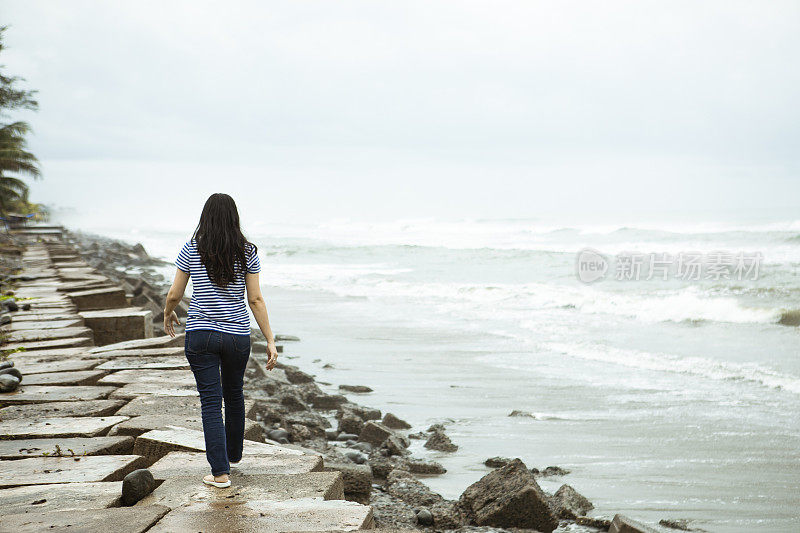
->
[184, 329, 251, 476]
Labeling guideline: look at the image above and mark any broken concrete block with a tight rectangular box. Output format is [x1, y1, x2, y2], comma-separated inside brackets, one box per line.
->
[0, 399, 124, 419]
[79, 308, 154, 345]
[0, 455, 147, 487]
[459, 458, 558, 532]
[132, 426, 305, 461]
[146, 498, 373, 532]
[148, 451, 323, 479]
[0, 481, 123, 514]
[0, 505, 170, 533]
[138, 472, 344, 509]
[0, 415, 129, 439]
[68, 287, 128, 311]
[0, 436, 134, 458]
[0, 385, 117, 404]
[23, 370, 106, 386]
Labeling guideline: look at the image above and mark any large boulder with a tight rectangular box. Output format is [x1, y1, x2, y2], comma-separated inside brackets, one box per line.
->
[121, 468, 156, 505]
[310, 392, 348, 410]
[338, 410, 365, 435]
[458, 458, 558, 532]
[280, 365, 315, 384]
[0, 374, 20, 392]
[549, 483, 594, 519]
[358, 420, 394, 447]
[381, 434, 410, 456]
[323, 461, 372, 503]
[424, 428, 458, 452]
[385, 469, 442, 507]
[382, 412, 412, 429]
[337, 402, 381, 421]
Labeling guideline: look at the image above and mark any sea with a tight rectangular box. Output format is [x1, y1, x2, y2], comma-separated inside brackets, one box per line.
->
[57, 209, 800, 532]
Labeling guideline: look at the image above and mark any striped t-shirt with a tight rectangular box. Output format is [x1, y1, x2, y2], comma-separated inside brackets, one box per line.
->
[175, 239, 261, 335]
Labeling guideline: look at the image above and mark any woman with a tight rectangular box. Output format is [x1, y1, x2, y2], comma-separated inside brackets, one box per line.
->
[163, 193, 279, 488]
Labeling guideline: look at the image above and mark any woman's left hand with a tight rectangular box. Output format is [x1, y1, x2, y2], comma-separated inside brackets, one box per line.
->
[266, 341, 278, 370]
[164, 311, 180, 337]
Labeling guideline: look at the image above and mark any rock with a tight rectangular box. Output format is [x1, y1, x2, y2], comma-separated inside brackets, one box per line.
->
[131, 243, 149, 259]
[406, 458, 446, 475]
[538, 465, 570, 477]
[609, 514, 661, 533]
[0, 366, 23, 381]
[22, 303, 31, 311]
[424, 428, 458, 452]
[386, 469, 443, 508]
[427, 423, 445, 432]
[0, 360, 14, 370]
[484, 456, 512, 468]
[350, 441, 372, 454]
[429, 500, 469, 529]
[274, 334, 300, 342]
[279, 392, 309, 411]
[289, 423, 312, 441]
[659, 518, 697, 531]
[509, 409, 536, 417]
[408, 431, 427, 440]
[339, 384, 373, 393]
[323, 461, 372, 503]
[415, 508, 434, 526]
[267, 428, 290, 443]
[577, 516, 613, 529]
[325, 429, 339, 440]
[345, 450, 367, 464]
[281, 365, 315, 384]
[338, 402, 381, 421]
[381, 434, 410, 456]
[335, 432, 359, 441]
[310, 393, 348, 410]
[366, 454, 395, 479]
[121, 468, 156, 505]
[338, 410, 365, 435]
[281, 410, 330, 437]
[549, 484, 594, 519]
[359, 421, 394, 447]
[4, 298, 19, 312]
[0, 374, 20, 392]
[382, 412, 412, 430]
[458, 458, 558, 532]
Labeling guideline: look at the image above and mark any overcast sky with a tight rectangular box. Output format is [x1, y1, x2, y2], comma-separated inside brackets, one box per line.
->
[2, 1, 799, 228]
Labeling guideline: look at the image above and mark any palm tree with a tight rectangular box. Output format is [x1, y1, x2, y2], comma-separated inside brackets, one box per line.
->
[0, 121, 40, 214]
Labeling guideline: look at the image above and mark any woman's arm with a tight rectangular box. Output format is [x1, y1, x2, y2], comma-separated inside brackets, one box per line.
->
[245, 272, 278, 370]
[164, 269, 190, 337]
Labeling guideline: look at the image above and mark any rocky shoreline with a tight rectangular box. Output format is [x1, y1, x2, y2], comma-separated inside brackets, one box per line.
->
[56, 229, 686, 533]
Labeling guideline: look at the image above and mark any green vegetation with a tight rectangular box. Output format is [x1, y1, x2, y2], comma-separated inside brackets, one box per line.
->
[0, 26, 41, 218]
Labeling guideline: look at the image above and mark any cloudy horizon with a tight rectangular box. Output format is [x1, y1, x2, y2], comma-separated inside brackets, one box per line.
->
[2, 1, 799, 228]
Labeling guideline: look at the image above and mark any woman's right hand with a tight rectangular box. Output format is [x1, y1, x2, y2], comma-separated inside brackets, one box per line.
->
[164, 311, 180, 337]
[266, 341, 278, 370]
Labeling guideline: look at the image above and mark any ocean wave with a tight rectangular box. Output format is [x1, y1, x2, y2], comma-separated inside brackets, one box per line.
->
[260, 264, 781, 325]
[544, 341, 800, 395]
[246, 217, 800, 254]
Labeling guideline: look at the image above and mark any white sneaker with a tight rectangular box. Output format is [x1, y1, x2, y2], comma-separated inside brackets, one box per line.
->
[203, 474, 231, 488]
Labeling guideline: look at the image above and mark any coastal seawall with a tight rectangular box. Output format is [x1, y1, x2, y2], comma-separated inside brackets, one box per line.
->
[0, 225, 665, 533]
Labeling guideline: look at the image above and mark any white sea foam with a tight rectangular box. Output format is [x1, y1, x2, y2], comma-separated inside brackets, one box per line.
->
[260, 263, 780, 325]
[543, 341, 800, 395]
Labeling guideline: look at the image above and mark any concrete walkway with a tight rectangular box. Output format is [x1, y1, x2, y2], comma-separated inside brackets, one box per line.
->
[0, 227, 376, 532]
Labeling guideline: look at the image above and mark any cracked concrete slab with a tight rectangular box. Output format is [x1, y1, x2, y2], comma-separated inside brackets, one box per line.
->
[0, 415, 129, 439]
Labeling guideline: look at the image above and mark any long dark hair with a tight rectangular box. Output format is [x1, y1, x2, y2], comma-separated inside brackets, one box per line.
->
[192, 193, 256, 287]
